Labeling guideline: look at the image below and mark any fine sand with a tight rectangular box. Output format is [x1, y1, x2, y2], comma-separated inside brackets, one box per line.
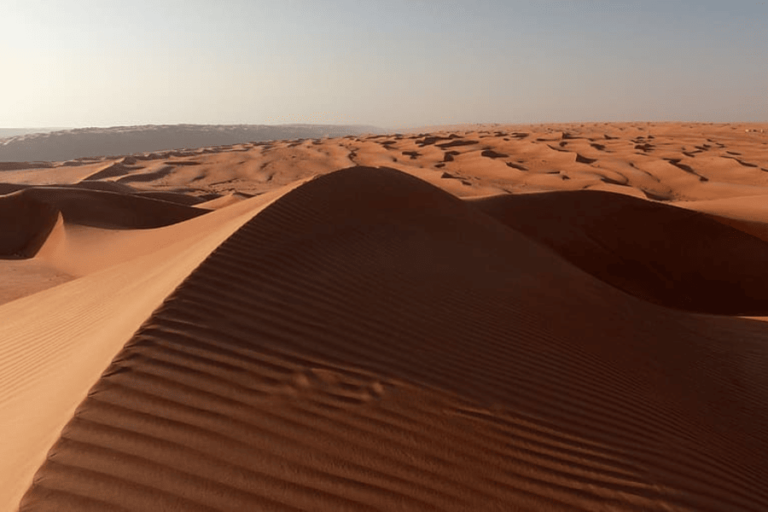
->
[2, 122, 768, 511]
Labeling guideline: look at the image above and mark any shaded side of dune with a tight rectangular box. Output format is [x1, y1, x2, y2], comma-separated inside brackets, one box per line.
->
[16, 188, 209, 229]
[0, 183, 32, 195]
[471, 190, 768, 315]
[0, 186, 211, 262]
[0, 193, 60, 258]
[20, 168, 768, 511]
[705, 214, 768, 243]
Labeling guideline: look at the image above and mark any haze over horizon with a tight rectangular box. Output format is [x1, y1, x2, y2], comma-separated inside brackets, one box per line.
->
[3, 0, 767, 129]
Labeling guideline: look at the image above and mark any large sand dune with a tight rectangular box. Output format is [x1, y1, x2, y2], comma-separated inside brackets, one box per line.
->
[2, 123, 768, 511]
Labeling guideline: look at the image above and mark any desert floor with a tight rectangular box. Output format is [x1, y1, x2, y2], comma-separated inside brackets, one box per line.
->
[2, 122, 768, 511]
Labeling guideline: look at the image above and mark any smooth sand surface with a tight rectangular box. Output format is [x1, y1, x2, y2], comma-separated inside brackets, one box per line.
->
[470, 190, 768, 314]
[2, 123, 768, 511]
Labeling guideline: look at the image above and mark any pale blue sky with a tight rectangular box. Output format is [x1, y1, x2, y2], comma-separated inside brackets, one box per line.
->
[2, 0, 766, 128]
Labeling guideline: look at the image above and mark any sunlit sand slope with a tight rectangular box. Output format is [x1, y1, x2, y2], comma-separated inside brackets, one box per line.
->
[0, 186, 214, 304]
[20, 167, 768, 511]
[0, 184, 304, 512]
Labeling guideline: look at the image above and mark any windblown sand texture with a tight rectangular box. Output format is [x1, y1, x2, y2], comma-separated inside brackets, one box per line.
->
[2, 123, 768, 511]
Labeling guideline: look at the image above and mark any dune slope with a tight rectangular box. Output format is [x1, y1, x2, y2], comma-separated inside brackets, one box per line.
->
[16, 188, 210, 229]
[0, 186, 216, 304]
[0, 183, 306, 512]
[19, 167, 768, 511]
[471, 190, 768, 315]
[0, 192, 60, 258]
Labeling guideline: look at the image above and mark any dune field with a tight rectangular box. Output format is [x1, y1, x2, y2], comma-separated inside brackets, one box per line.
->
[2, 122, 768, 511]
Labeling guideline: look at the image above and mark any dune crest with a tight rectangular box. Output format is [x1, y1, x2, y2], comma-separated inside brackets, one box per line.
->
[0, 181, 307, 511]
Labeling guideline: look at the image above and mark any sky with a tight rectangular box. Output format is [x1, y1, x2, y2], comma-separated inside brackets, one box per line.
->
[2, 0, 767, 129]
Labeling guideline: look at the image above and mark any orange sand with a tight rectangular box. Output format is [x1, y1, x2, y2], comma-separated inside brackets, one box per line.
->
[2, 122, 768, 511]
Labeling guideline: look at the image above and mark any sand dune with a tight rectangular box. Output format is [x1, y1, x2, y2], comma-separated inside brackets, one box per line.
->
[0, 192, 59, 258]
[2, 123, 768, 511]
[195, 191, 252, 210]
[673, 194, 768, 242]
[10, 188, 209, 229]
[4, 121, 764, 201]
[0, 184, 213, 301]
[471, 190, 768, 314]
[0, 182, 306, 511]
[14, 167, 768, 511]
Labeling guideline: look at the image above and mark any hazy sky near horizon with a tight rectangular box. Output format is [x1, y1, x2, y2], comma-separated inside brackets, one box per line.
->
[2, 0, 767, 129]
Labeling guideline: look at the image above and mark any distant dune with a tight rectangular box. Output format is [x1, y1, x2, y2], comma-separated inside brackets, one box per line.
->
[0, 128, 69, 139]
[2, 122, 768, 511]
[0, 124, 381, 162]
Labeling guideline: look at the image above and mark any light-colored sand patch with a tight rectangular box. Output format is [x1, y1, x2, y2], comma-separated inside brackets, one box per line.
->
[0, 180, 307, 512]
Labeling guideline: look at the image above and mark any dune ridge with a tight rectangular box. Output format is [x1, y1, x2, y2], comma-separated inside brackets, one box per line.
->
[0, 184, 214, 305]
[6, 188, 210, 229]
[0, 181, 307, 512]
[17, 167, 768, 511]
